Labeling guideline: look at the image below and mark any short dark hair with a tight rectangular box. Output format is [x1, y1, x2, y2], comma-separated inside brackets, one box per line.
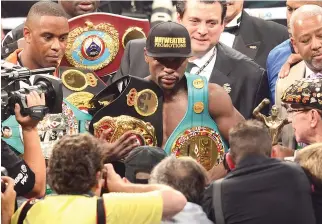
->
[149, 156, 208, 204]
[26, 1, 67, 25]
[229, 120, 272, 163]
[176, 0, 227, 24]
[48, 134, 103, 195]
[2, 126, 10, 131]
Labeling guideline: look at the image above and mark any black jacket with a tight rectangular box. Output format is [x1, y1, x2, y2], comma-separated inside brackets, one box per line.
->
[233, 11, 289, 69]
[112, 38, 269, 119]
[1, 23, 24, 59]
[202, 155, 316, 224]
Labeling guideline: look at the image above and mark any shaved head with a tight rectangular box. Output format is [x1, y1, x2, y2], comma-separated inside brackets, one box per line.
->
[290, 5, 322, 35]
[26, 1, 68, 27]
[22, 1, 69, 69]
[290, 5, 322, 73]
[286, 1, 322, 34]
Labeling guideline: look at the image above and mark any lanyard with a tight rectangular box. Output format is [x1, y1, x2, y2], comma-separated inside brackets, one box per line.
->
[194, 48, 216, 75]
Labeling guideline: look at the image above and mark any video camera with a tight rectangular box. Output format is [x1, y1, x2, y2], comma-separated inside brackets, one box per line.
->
[1, 60, 63, 121]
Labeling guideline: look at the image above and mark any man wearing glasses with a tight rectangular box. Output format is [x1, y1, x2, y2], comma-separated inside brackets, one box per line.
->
[281, 78, 322, 145]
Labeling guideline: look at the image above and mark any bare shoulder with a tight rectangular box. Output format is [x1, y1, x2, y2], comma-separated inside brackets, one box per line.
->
[208, 83, 234, 116]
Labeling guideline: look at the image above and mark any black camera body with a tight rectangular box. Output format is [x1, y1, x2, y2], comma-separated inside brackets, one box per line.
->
[1, 60, 63, 121]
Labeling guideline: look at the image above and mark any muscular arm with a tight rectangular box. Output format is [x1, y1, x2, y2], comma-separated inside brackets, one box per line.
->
[208, 84, 245, 141]
[253, 100, 268, 122]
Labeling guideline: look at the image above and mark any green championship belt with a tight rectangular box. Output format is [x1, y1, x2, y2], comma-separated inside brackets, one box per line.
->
[164, 73, 228, 170]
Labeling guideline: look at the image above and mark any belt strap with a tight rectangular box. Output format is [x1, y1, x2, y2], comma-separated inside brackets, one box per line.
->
[17, 199, 38, 224]
[96, 197, 106, 224]
[213, 178, 225, 224]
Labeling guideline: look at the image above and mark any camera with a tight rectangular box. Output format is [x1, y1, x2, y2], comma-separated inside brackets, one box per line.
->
[1, 60, 63, 121]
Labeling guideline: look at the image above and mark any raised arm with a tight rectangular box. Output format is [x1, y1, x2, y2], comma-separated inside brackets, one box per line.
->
[104, 164, 187, 220]
[253, 98, 270, 122]
[208, 84, 245, 141]
[15, 91, 46, 198]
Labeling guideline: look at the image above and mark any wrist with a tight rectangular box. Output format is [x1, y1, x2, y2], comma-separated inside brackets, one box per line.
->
[22, 126, 38, 132]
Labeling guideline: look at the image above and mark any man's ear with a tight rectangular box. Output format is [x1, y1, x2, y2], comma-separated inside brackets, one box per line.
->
[271, 146, 277, 158]
[144, 47, 149, 63]
[226, 152, 235, 170]
[93, 171, 103, 196]
[310, 110, 319, 128]
[176, 13, 182, 23]
[290, 37, 298, 54]
[23, 26, 31, 44]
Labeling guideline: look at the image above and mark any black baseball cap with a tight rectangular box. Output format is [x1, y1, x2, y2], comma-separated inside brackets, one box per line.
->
[146, 21, 192, 58]
[124, 146, 167, 183]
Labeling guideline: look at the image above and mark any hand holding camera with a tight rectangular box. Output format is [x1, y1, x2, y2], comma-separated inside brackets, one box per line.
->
[15, 91, 45, 130]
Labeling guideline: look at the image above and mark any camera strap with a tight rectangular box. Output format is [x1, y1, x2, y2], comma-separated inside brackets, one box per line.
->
[26, 106, 49, 120]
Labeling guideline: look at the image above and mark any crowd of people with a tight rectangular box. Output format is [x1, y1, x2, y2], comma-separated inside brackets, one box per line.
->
[1, 0, 322, 224]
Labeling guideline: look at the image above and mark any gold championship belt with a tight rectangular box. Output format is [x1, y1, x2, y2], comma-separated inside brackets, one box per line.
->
[60, 13, 150, 77]
[164, 75, 228, 171]
[93, 115, 157, 146]
[171, 127, 225, 171]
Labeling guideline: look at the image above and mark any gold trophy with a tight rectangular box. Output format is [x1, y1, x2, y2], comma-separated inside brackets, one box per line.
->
[253, 98, 291, 145]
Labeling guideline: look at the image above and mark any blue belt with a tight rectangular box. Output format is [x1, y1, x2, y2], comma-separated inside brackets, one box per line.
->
[164, 72, 228, 170]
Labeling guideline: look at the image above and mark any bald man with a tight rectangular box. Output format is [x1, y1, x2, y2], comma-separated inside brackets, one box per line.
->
[267, 0, 322, 104]
[275, 4, 322, 149]
[5, 1, 69, 69]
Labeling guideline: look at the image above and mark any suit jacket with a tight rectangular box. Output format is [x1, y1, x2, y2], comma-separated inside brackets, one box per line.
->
[275, 61, 306, 149]
[202, 155, 316, 224]
[112, 39, 269, 119]
[233, 11, 289, 69]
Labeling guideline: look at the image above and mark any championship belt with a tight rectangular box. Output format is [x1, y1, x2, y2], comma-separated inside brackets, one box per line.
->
[1, 100, 86, 158]
[89, 75, 163, 147]
[164, 73, 228, 170]
[60, 13, 150, 78]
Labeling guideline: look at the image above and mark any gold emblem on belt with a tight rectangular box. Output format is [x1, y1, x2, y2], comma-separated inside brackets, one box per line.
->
[126, 88, 158, 116]
[93, 115, 157, 146]
[171, 127, 225, 170]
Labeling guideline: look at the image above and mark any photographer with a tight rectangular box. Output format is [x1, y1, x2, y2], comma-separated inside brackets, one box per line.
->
[1, 176, 16, 224]
[1, 91, 46, 198]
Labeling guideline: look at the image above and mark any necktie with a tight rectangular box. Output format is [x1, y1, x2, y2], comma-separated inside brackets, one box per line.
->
[186, 62, 197, 73]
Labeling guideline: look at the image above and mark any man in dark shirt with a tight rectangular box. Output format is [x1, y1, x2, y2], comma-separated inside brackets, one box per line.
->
[1, 91, 46, 198]
[202, 120, 316, 224]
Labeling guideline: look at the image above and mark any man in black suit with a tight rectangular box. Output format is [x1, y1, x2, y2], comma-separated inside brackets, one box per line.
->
[202, 120, 316, 224]
[112, 0, 269, 119]
[220, 0, 289, 69]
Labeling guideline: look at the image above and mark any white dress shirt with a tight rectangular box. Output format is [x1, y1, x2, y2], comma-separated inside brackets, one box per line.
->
[189, 46, 217, 81]
[219, 11, 242, 48]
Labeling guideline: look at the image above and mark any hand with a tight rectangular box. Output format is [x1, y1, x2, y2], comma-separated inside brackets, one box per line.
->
[1, 177, 16, 224]
[278, 53, 302, 78]
[104, 163, 126, 192]
[99, 129, 140, 162]
[207, 162, 228, 184]
[263, 98, 270, 105]
[15, 91, 45, 130]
